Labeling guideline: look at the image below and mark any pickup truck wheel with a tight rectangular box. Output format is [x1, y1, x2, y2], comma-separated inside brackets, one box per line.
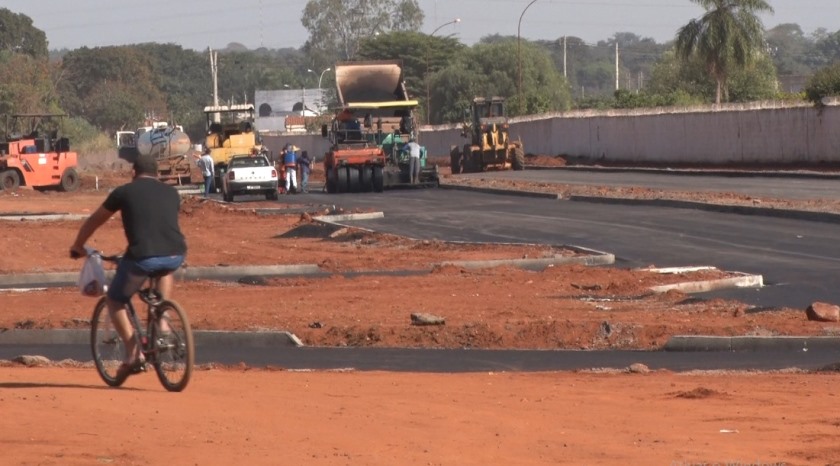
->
[0, 170, 21, 190]
[59, 167, 81, 192]
[266, 190, 278, 200]
[223, 190, 233, 202]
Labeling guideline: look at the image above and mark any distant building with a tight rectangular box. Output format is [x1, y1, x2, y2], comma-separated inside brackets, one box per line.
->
[255, 89, 327, 133]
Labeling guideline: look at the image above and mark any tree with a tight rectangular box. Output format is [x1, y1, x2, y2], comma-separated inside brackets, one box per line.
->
[427, 39, 571, 123]
[301, 0, 424, 65]
[57, 46, 168, 133]
[675, 0, 774, 104]
[815, 30, 840, 67]
[647, 47, 778, 104]
[0, 51, 59, 117]
[0, 8, 48, 59]
[357, 31, 465, 119]
[804, 62, 840, 105]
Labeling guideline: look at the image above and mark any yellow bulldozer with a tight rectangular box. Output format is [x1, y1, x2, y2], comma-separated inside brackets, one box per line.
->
[450, 97, 525, 174]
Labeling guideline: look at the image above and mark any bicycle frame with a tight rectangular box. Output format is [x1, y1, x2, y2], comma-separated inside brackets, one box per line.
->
[89, 252, 194, 391]
[124, 276, 165, 364]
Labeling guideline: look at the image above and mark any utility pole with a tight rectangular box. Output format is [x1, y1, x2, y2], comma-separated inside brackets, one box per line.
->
[209, 47, 219, 123]
[615, 42, 619, 91]
[563, 36, 567, 78]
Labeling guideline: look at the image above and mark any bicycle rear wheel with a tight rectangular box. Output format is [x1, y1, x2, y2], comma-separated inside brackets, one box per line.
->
[150, 300, 194, 392]
[90, 297, 127, 387]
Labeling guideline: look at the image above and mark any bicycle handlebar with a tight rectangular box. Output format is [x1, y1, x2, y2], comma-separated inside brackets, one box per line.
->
[70, 248, 121, 263]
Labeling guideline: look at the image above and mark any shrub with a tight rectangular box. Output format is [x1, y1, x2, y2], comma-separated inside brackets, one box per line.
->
[804, 62, 840, 105]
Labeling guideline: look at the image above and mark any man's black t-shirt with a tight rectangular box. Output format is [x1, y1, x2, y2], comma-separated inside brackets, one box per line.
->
[103, 177, 187, 259]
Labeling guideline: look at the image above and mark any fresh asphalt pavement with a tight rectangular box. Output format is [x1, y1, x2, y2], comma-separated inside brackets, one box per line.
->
[317, 170, 840, 310]
[2, 344, 838, 372]
[6, 169, 840, 371]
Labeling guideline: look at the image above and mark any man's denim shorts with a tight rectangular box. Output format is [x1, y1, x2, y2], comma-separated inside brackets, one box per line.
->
[107, 255, 184, 304]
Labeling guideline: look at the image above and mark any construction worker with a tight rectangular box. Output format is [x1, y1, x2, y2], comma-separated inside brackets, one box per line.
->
[283, 144, 298, 194]
[402, 136, 421, 184]
[195, 147, 214, 197]
[298, 150, 311, 193]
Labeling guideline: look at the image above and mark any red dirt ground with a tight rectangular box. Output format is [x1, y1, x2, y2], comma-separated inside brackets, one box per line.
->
[1, 163, 838, 465]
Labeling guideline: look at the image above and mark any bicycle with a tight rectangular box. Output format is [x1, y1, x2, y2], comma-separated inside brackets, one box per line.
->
[87, 252, 195, 392]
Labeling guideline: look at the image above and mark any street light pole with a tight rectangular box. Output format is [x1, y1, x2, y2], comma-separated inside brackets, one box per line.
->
[315, 67, 331, 113]
[317, 67, 331, 90]
[427, 18, 461, 123]
[518, 0, 539, 114]
[304, 68, 316, 116]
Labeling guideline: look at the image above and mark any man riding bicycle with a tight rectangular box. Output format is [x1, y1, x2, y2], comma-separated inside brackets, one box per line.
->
[70, 154, 187, 379]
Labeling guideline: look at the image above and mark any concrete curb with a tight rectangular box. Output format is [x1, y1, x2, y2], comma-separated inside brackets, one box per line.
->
[648, 272, 763, 294]
[0, 214, 88, 221]
[317, 212, 386, 223]
[0, 329, 302, 347]
[439, 183, 562, 200]
[568, 196, 840, 224]
[0, 264, 324, 289]
[664, 335, 840, 351]
[526, 165, 840, 180]
[440, 245, 615, 269]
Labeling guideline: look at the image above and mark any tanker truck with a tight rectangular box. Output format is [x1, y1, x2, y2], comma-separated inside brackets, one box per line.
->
[116, 121, 193, 184]
[320, 60, 438, 193]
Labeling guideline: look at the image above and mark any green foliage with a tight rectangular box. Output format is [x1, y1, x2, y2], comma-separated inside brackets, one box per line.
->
[804, 62, 840, 104]
[0, 51, 59, 116]
[57, 46, 168, 133]
[727, 53, 780, 101]
[62, 117, 113, 153]
[134, 43, 210, 134]
[0, 8, 48, 59]
[301, 0, 424, 64]
[766, 24, 814, 76]
[577, 89, 703, 111]
[426, 39, 571, 123]
[815, 31, 840, 67]
[675, 0, 774, 103]
[357, 31, 465, 107]
[649, 46, 779, 104]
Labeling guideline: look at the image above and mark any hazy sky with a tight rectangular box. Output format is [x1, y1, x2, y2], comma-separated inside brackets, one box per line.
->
[4, 0, 839, 51]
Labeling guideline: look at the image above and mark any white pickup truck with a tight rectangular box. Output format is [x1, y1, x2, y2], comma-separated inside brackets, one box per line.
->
[220, 154, 279, 202]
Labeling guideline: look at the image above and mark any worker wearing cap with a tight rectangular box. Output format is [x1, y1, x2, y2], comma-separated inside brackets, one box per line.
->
[194, 147, 215, 197]
[402, 136, 421, 184]
[283, 144, 298, 194]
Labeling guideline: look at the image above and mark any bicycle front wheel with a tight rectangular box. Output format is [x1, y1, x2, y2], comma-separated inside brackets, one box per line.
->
[90, 297, 127, 387]
[150, 300, 195, 392]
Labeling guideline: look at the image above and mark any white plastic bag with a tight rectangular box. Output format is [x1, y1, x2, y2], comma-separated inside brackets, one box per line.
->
[77, 248, 106, 297]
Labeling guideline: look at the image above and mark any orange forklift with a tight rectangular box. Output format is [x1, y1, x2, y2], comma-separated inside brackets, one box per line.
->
[0, 114, 80, 191]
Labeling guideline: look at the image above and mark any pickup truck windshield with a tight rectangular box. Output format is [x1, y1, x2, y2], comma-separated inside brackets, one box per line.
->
[231, 157, 268, 168]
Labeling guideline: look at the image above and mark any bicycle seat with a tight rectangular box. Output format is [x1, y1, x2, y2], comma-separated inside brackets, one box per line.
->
[148, 270, 171, 279]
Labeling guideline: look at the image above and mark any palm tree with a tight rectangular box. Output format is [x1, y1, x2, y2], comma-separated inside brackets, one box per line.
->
[675, 0, 774, 104]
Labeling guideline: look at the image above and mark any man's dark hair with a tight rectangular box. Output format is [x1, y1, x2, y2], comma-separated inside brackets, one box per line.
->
[133, 154, 158, 176]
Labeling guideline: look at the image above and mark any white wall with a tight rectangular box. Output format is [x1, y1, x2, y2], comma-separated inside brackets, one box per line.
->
[417, 101, 840, 164]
